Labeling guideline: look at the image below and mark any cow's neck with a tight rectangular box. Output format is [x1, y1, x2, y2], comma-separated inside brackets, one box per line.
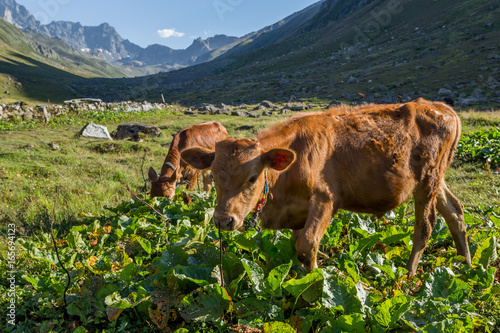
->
[160, 135, 182, 178]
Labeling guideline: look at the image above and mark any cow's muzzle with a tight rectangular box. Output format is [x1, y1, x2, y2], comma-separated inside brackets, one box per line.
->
[214, 211, 237, 230]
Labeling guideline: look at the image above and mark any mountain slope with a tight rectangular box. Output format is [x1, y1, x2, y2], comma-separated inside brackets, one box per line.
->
[0, 17, 138, 103]
[76, 0, 499, 107]
[0, 0, 239, 73]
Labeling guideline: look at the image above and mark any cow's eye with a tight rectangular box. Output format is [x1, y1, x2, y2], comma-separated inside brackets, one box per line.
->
[247, 175, 258, 185]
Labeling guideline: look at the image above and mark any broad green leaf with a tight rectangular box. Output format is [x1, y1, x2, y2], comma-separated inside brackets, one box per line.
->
[490, 214, 500, 229]
[335, 313, 366, 333]
[461, 266, 497, 289]
[66, 231, 88, 251]
[241, 258, 265, 294]
[105, 292, 133, 309]
[120, 262, 140, 285]
[263, 321, 295, 333]
[419, 267, 471, 303]
[472, 236, 498, 269]
[23, 275, 43, 290]
[380, 226, 413, 246]
[421, 318, 472, 333]
[174, 265, 214, 287]
[179, 284, 232, 322]
[372, 295, 412, 331]
[135, 235, 152, 255]
[351, 214, 376, 236]
[265, 261, 293, 297]
[338, 255, 361, 282]
[321, 268, 362, 314]
[283, 268, 323, 303]
[349, 233, 381, 259]
[97, 283, 120, 301]
[234, 296, 269, 318]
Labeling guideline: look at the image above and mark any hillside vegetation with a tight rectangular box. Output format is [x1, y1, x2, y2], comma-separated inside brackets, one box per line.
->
[0, 18, 137, 104]
[77, 0, 499, 107]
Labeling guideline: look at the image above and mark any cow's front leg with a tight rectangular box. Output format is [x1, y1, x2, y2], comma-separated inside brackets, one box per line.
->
[295, 193, 334, 272]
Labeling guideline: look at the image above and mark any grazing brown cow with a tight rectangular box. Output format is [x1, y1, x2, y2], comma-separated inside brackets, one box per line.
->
[181, 98, 472, 276]
[148, 121, 228, 204]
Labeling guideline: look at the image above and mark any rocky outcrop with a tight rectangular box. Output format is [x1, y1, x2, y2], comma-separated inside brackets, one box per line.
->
[113, 122, 161, 140]
[0, 100, 175, 123]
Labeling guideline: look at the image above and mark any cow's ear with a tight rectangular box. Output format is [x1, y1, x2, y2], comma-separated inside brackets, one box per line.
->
[148, 167, 159, 182]
[263, 148, 295, 171]
[181, 147, 215, 170]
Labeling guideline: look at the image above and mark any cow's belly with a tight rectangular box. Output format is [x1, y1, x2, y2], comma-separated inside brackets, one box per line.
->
[336, 171, 415, 217]
[260, 196, 310, 230]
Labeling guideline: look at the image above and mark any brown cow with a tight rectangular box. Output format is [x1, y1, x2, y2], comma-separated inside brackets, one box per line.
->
[181, 98, 472, 276]
[148, 121, 228, 204]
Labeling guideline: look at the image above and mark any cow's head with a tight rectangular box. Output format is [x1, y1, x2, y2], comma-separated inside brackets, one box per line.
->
[148, 167, 179, 199]
[181, 139, 295, 231]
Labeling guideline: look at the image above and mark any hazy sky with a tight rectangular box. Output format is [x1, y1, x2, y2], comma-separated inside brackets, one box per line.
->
[14, 0, 321, 49]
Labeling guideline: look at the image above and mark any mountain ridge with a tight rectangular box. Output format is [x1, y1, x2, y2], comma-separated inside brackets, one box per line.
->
[76, 0, 499, 108]
[0, 0, 240, 73]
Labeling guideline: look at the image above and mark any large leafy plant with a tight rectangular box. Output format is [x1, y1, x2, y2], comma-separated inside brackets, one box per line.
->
[1, 189, 499, 332]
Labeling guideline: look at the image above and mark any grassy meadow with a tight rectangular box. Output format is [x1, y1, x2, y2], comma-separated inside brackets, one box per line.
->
[0, 104, 499, 235]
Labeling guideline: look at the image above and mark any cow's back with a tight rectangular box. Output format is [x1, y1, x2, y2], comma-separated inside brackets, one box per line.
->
[259, 98, 461, 218]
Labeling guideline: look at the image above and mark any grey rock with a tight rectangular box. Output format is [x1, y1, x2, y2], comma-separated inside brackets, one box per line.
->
[438, 88, 453, 96]
[328, 100, 342, 108]
[232, 111, 250, 117]
[348, 76, 359, 84]
[260, 100, 276, 109]
[48, 142, 60, 150]
[114, 122, 161, 140]
[262, 111, 273, 116]
[254, 105, 268, 111]
[199, 104, 220, 113]
[81, 123, 112, 140]
[280, 109, 291, 114]
[457, 97, 479, 106]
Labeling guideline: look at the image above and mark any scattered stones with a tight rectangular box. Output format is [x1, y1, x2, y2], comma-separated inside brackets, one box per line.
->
[113, 122, 161, 140]
[232, 111, 251, 117]
[48, 142, 60, 150]
[0, 100, 174, 123]
[81, 123, 112, 140]
[197, 103, 220, 113]
[262, 111, 273, 116]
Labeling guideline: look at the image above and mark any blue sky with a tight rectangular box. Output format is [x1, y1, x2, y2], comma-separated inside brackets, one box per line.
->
[14, 0, 321, 49]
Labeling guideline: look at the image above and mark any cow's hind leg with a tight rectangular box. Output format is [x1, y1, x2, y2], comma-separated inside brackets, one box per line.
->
[406, 184, 439, 276]
[295, 192, 333, 272]
[202, 170, 213, 195]
[436, 182, 472, 266]
[182, 172, 199, 205]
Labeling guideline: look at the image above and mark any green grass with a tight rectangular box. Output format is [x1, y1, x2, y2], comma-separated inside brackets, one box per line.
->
[0, 105, 296, 234]
[1, 106, 499, 235]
